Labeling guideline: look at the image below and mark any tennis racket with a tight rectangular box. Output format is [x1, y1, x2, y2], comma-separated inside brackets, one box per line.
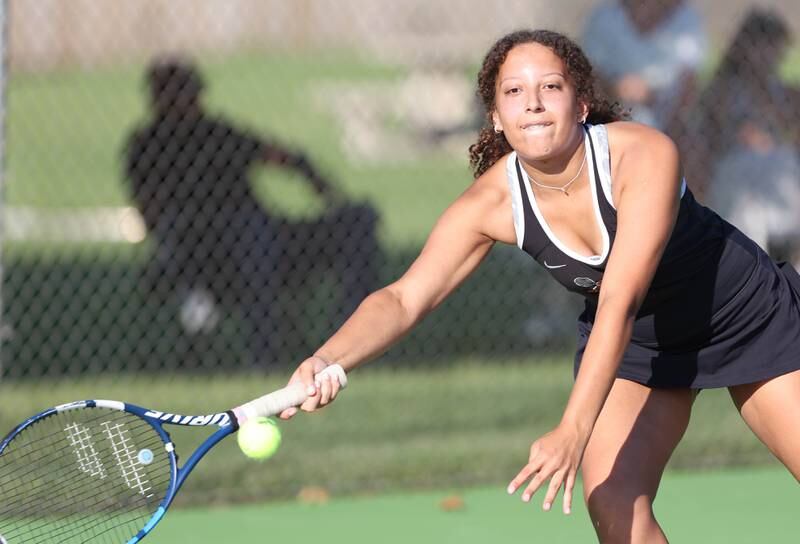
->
[0, 364, 347, 544]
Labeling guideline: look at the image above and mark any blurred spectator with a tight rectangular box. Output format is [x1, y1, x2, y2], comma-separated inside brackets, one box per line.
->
[581, 0, 707, 132]
[124, 57, 381, 365]
[682, 9, 800, 264]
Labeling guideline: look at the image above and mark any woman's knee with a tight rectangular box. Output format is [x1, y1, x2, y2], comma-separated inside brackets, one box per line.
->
[584, 476, 652, 518]
[585, 482, 662, 543]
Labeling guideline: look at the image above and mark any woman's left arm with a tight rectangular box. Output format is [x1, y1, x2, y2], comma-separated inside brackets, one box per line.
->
[508, 124, 683, 514]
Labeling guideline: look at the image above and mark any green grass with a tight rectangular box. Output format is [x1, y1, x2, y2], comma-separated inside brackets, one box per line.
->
[0, 359, 780, 507]
[4, 467, 794, 543]
[139, 467, 799, 543]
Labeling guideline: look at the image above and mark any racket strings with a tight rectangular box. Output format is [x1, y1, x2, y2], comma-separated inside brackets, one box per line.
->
[0, 408, 173, 543]
[0, 412, 168, 543]
[1, 417, 155, 514]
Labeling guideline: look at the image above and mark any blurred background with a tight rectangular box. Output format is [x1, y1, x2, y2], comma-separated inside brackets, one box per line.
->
[1, 0, 799, 520]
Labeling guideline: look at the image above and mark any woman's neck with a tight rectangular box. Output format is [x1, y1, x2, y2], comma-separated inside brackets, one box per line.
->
[520, 130, 586, 190]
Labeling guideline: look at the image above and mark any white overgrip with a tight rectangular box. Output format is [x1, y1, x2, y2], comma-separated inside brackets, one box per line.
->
[231, 364, 348, 424]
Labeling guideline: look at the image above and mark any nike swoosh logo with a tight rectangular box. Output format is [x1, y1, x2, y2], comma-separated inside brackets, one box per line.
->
[544, 261, 567, 269]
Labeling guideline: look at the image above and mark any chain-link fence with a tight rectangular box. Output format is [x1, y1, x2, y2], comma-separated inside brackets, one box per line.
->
[1, 0, 799, 504]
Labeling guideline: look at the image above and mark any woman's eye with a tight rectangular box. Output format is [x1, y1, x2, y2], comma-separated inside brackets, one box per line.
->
[504, 87, 521, 95]
[543, 83, 561, 90]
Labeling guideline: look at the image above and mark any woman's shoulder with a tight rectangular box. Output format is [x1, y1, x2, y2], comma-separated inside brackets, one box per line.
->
[602, 121, 672, 142]
[596, 122, 679, 188]
[470, 153, 515, 204]
[602, 121, 678, 160]
[430, 155, 515, 245]
[469, 155, 518, 244]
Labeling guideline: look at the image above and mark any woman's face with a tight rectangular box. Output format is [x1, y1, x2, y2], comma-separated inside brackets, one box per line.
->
[492, 42, 586, 163]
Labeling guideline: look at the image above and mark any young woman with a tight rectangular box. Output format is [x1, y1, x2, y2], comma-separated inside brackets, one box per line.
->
[278, 30, 800, 542]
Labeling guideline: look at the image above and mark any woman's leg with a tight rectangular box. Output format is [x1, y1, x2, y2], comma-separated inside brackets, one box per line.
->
[728, 368, 800, 480]
[582, 379, 695, 544]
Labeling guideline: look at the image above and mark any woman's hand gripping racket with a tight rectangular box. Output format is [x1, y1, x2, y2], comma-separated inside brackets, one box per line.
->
[0, 364, 347, 544]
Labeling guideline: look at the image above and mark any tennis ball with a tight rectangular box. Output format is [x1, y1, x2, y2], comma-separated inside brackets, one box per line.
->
[237, 417, 281, 460]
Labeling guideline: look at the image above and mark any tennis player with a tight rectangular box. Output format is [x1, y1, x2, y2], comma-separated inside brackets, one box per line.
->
[280, 30, 800, 542]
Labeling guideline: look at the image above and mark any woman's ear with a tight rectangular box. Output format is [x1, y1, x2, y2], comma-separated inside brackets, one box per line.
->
[578, 101, 589, 123]
[492, 111, 503, 133]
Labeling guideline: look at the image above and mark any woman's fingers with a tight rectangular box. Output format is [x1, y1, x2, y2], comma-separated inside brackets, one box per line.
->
[329, 375, 341, 400]
[507, 459, 540, 496]
[308, 370, 343, 408]
[542, 469, 567, 511]
[317, 375, 332, 405]
[279, 358, 345, 417]
[507, 440, 543, 494]
[522, 463, 553, 503]
[513, 463, 571, 509]
[300, 395, 320, 412]
[563, 470, 577, 514]
[508, 443, 579, 513]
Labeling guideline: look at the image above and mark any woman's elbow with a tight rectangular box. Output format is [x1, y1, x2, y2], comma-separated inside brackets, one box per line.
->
[381, 283, 427, 326]
[596, 289, 643, 321]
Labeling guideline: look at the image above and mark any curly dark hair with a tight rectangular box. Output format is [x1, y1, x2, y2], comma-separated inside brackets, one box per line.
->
[469, 29, 626, 177]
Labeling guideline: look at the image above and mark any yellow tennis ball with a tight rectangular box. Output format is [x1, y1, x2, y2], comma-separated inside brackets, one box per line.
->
[237, 417, 281, 460]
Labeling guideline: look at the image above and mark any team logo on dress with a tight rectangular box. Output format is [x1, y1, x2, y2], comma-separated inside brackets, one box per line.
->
[574, 277, 601, 293]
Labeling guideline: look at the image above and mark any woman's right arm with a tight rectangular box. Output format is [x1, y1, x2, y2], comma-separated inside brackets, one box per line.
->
[280, 174, 509, 417]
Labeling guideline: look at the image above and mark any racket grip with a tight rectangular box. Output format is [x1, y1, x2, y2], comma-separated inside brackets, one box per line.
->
[232, 364, 348, 424]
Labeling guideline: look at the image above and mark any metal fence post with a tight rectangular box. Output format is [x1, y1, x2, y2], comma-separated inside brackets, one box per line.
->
[0, 0, 7, 379]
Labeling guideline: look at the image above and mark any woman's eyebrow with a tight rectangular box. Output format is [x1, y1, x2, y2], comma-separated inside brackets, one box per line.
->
[499, 71, 565, 84]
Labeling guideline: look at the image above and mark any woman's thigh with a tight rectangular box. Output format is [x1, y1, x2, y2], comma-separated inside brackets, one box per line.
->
[729, 368, 800, 480]
[582, 379, 694, 538]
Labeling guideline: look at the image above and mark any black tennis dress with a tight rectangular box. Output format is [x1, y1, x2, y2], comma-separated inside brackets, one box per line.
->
[505, 123, 800, 388]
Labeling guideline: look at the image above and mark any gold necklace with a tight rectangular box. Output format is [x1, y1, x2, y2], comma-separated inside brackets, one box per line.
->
[527, 147, 587, 196]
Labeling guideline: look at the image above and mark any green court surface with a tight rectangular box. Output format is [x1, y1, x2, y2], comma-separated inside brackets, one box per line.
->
[145, 467, 797, 544]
